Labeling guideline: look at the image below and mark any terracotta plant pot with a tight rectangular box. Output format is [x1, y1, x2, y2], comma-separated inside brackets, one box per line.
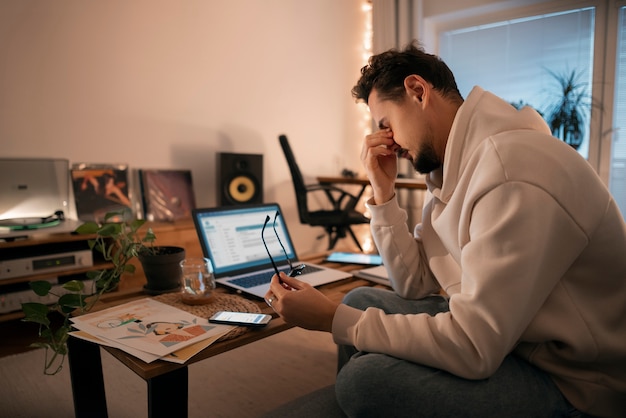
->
[138, 246, 186, 295]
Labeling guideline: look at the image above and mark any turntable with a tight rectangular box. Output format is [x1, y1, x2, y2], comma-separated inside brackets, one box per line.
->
[0, 210, 66, 230]
[0, 158, 77, 239]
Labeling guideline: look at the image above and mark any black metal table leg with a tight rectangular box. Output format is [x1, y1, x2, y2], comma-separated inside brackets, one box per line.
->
[67, 336, 109, 418]
[147, 366, 188, 418]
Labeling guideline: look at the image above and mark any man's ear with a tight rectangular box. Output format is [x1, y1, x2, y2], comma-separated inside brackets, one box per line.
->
[404, 75, 428, 105]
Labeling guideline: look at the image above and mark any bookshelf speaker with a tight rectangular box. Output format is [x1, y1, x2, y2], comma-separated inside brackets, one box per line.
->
[217, 153, 263, 205]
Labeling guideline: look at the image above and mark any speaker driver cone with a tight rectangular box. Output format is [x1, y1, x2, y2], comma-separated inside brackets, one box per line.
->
[227, 175, 256, 203]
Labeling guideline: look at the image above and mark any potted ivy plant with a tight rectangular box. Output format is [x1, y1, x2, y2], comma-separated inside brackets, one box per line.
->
[21, 209, 185, 374]
[139, 245, 186, 294]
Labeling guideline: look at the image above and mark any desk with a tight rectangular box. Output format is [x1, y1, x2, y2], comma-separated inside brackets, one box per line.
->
[317, 176, 427, 230]
[317, 175, 426, 190]
[67, 253, 384, 418]
[317, 175, 426, 202]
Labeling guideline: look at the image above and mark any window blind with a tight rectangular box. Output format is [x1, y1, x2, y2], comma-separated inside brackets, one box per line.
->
[438, 8, 595, 157]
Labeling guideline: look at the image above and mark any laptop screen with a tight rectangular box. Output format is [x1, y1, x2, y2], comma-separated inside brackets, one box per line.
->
[192, 203, 297, 277]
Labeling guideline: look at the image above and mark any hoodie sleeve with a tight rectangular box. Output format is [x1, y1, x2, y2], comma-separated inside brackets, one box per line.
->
[365, 195, 441, 298]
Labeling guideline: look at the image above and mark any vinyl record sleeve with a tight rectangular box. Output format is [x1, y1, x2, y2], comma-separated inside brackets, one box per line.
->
[139, 169, 196, 222]
[71, 164, 133, 222]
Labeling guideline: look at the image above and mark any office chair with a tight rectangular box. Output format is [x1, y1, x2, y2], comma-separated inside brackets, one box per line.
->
[279, 134, 370, 251]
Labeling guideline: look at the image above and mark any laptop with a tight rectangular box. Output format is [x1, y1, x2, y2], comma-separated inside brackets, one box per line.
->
[192, 203, 352, 298]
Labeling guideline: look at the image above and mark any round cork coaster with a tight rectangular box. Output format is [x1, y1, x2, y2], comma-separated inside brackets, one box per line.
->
[153, 292, 261, 341]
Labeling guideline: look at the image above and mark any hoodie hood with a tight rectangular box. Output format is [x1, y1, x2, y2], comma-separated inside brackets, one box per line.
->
[434, 86, 551, 203]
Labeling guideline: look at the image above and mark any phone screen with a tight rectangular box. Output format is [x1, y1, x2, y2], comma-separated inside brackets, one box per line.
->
[325, 252, 383, 265]
[209, 311, 271, 327]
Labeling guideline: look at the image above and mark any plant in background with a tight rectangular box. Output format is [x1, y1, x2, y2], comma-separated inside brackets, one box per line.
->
[21, 209, 156, 375]
[543, 68, 593, 150]
[509, 100, 541, 114]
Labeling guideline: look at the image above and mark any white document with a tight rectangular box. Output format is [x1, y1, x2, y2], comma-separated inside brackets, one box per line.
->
[71, 298, 233, 360]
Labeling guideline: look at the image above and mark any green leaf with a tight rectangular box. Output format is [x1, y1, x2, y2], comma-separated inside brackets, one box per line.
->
[131, 219, 146, 231]
[75, 221, 100, 235]
[143, 227, 156, 244]
[29, 280, 53, 296]
[86, 238, 97, 250]
[40, 328, 53, 339]
[59, 305, 78, 314]
[98, 223, 121, 237]
[62, 280, 85, 293]
[21, 303, 51, 326]
[58, 293, 85, 310]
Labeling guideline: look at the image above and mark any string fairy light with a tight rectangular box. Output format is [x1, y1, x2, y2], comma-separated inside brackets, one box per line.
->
[358, 0, 373, 140]
[357, 0, 376, 253]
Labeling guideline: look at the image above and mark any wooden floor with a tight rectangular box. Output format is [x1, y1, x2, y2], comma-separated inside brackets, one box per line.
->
[0, 319, 44, 357]
[1, 326, 339, 418]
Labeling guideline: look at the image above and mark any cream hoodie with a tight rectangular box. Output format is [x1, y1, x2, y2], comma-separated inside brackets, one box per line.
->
[332, 87, 626, 417]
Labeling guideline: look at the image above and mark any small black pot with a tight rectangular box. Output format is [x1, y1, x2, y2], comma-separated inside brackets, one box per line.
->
[138, 246, 186, 295]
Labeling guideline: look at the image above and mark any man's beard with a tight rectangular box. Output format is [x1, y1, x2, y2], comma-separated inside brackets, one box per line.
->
[412, 142, 441, 174]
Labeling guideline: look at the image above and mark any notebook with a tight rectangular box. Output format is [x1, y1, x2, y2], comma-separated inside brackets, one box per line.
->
[192, 203, 352, 298]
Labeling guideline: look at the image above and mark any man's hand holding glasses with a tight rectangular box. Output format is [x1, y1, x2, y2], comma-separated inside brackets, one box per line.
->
[262, 211, 298, 307]
[261, 211, 306, 279]
[262, 211, 339, 330]
[264, 271, 339, 332]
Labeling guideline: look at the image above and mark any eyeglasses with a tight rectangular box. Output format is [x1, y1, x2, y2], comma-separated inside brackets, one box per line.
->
[261, 211, 305, 277]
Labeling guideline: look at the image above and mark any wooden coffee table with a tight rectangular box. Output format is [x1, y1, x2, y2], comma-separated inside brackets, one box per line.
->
[67, 253, 385, 418]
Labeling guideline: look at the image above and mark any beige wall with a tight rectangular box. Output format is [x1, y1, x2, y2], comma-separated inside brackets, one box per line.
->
[0, 0, 367, 253]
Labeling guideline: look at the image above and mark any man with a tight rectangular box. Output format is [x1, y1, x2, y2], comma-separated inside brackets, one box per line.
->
[266, 42, 626, 417]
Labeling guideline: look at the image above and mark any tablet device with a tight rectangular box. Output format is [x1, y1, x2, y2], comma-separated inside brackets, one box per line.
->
[325, 252, 382, 266]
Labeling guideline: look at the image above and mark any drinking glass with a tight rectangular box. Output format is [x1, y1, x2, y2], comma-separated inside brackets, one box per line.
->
[179, 257, 216, 305]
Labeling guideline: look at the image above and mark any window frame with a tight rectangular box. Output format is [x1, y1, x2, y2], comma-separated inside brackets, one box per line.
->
[422, 0, 620, 185]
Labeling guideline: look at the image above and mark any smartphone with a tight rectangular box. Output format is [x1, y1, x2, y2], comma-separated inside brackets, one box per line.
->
[325, 252, 383, 266]
[208, 311, 272, 327]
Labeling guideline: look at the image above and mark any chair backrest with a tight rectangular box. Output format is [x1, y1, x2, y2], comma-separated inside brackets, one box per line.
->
[278, 135, 311, 224]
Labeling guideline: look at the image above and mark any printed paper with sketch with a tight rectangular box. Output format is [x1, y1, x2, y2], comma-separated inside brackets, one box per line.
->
[70, 298, 232, 357]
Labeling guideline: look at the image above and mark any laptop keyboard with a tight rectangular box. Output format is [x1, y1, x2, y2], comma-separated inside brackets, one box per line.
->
[229, 264, 322, 289]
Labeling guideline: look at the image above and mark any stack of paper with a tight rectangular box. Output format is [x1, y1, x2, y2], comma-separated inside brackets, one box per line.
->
[69, 298, 235, 364]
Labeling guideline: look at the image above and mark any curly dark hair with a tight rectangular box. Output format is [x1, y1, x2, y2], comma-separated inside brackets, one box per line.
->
[352, 41, 463, 104]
